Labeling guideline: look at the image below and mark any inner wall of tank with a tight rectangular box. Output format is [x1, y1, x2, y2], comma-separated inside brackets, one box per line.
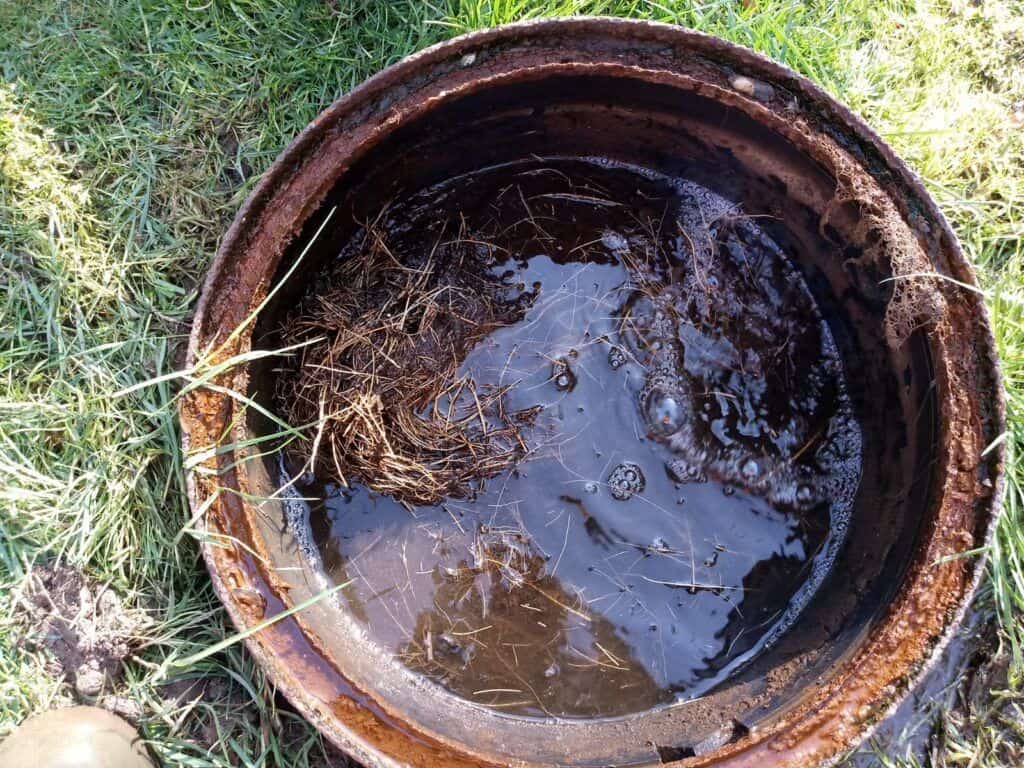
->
[247, 75, 936, 729]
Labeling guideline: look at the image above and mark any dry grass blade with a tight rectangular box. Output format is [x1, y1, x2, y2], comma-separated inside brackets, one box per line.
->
[276, 219, 529, 505]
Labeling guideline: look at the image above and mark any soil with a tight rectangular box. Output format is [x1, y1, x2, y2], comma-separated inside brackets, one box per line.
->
[277, 157, 863, 719]
[12, 561, 358, 764]
[16, 563, 139, 701]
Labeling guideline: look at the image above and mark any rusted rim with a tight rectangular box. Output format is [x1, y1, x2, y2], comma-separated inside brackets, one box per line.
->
[182, 17, 1005, 768]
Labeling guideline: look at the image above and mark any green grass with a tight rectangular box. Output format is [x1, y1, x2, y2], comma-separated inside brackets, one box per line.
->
[0, 1, 1021, 766]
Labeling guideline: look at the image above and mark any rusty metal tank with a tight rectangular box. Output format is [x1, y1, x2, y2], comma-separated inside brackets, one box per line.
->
[180, 18, 1005, 768]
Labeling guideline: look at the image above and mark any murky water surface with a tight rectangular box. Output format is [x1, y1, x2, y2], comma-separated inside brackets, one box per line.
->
[289, 158, 862, 718]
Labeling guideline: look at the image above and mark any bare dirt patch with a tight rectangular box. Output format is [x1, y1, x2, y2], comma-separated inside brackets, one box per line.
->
[15, 563, 141, 701]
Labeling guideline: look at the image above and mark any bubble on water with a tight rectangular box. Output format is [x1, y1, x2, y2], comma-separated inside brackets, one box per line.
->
[544, 663, 560, 678]
[796, 484, 816, 508]
[551, 358, 577, 392]
[766, 478, 797, 506]
[644, 387, 684, 436]
[601, 229, 629, 254]
[608, 462, 645, 501]
[722, 485, 735, 497]
[438, 632, 461, 655]
[667, 458, 703, 484]
[278, 465, 324, 570]
[584, 481, 599, 494]
[608, 345, 627, 370]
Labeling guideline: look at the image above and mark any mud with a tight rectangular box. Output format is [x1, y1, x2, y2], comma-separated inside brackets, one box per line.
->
[280, 157, 863, 719]
[16, 563, 139, 701]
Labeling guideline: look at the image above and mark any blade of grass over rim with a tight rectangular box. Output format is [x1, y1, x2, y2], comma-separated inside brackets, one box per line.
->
[112, 337, 324, 399]
[162, 581, 351, 673]
[206, 206, 338, 362]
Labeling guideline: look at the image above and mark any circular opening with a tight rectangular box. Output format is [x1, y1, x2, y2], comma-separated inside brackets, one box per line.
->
[247, 71, 935, 761]
[187, 22, 1000, 768]
[274, 154, 864, 721]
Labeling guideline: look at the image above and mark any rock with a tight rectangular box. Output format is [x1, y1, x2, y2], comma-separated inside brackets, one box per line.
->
[0, 707, 154, 768]
[729, 74, 774, 102]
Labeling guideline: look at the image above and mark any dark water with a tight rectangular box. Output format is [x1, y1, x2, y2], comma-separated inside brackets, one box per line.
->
[288, 158, 862, 719]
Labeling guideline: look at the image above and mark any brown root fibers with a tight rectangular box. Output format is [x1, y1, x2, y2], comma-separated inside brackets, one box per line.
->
[276, 217, 533, 507]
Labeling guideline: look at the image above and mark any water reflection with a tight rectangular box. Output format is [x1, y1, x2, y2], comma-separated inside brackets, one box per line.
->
[292, 158, 858, 718]
[305, 468, 823, 718]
